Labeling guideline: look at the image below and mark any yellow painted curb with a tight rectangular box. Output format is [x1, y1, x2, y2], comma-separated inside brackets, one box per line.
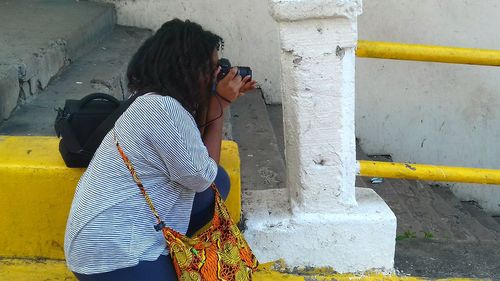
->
[0, 259, 75, 281]
[218, 140, 242, 224]
[0, 259, 489, 281]
[0, 136, 241, 260]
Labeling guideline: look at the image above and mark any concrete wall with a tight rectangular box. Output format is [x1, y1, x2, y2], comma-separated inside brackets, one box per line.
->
[93, 0, 282, 104]
[356, 0, 500, 215]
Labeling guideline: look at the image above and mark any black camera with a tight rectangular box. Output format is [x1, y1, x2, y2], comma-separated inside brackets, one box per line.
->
[217, 58, 252, 81]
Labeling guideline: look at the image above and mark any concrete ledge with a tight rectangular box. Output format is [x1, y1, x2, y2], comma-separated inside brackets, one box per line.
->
[0, 26, 151, 136]
[0, 0, 116, 119]
[0, 136, 241, 259]
[0, 258, 482, 280]
[243, 188, 397, 273]
[0, 66, 20, 120]
[269, 0, 362, 22]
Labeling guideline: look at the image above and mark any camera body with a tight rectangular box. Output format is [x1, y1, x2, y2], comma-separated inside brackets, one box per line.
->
[217, 58, 252, 81]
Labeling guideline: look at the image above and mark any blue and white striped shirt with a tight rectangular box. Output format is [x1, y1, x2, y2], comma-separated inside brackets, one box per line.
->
[64, 94, 218, 274]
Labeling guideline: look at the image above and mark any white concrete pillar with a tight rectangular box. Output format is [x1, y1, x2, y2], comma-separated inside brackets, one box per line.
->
[274, 0, 359, 213]
[242, 0, 397, 273]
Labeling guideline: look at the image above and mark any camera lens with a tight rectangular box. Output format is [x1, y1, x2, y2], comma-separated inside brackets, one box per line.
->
[218, 58, 231, 69]
[237, 67, 252, 79]
[216, 58, 252, 81]
[217, 58, 231, 81]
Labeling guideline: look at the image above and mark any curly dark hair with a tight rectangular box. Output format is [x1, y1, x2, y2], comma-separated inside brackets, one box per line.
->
[127, 19, 223, 119]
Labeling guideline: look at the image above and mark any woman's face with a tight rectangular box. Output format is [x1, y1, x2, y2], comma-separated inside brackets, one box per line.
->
[200, 50, 220, 94]
[212, 49, 220, 67]
[210, 50, 220, 84]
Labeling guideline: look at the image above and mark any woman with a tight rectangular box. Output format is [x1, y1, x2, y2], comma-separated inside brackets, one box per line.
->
[64, 19, 256, 280]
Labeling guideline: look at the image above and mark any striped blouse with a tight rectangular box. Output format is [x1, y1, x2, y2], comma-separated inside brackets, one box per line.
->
[64, 94, 218, 274]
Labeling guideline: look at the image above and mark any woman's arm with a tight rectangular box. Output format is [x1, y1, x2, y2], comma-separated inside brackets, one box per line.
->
[202, 67, 257, 163]
[201, 96, 228, 164]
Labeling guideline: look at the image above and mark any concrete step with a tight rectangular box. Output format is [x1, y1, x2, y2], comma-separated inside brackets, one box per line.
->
[411, 181, 497, 241]
[432, 186, 500, 238]
[365, 178, 429, 237]
[495, 216, 500, 225]
[0, 0, 117, 121]
[0, 26, 151, 135]
[231, 91, 286, 191]
[359, 171, 499, 242]
[460, 201, 500, 233]
[266, 104, 285, 161]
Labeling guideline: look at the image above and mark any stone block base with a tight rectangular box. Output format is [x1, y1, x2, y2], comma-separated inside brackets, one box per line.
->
[242, 187, 397, 273]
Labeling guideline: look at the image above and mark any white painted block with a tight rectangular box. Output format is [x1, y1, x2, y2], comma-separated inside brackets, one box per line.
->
[243, 187, 396, 273]
[278, 17, 358, 212]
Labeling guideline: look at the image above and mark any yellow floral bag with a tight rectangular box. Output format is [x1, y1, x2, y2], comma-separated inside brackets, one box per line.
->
[115, 137, 258, 281]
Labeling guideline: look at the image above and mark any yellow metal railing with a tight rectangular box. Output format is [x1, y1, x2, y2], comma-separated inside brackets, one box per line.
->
[358, 161, 500, 185]
[356, 40, 500, 66]
[355, 40, 500, 185]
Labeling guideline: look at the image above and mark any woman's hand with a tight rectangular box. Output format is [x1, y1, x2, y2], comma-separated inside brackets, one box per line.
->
[239, 75, 257, 95]
[216, 67, 243, 104]
[216, 67, 257, 106]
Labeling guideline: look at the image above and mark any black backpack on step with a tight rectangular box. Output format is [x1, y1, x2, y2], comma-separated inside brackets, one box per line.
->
[54, 93, 136, 168]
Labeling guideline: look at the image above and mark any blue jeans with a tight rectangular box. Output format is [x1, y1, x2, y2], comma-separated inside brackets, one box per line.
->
[74, 166, 231, 281]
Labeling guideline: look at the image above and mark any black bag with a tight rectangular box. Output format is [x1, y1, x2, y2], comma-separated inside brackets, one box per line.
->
[54, 93, 136, 168]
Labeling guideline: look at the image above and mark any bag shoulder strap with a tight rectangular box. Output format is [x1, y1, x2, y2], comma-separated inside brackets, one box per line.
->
[113, 132, 167, 232]
[113, 128, 219, 233]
